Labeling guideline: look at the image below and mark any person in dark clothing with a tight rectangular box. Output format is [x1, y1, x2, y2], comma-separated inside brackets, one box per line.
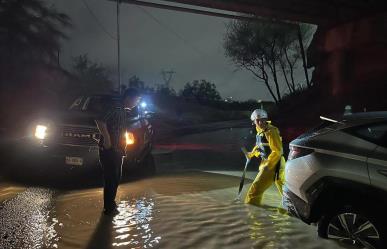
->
[95, 89, 141, 215]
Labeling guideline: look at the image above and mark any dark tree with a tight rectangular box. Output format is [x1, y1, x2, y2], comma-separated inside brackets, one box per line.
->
[155, 84, 176, 97]
[128, 75, 145, 89]
[0, 0, 71, 67]
[180, 80, 222, 102]
[0, 0, 72, 120]
[224, 20, 312, 104]
[121, 75, 154, 94]
[71, 54, 113, 94]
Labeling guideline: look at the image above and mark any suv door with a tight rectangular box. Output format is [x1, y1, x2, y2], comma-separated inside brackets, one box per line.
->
[365, 123, 387, 192]
[368, 145, 387, 192]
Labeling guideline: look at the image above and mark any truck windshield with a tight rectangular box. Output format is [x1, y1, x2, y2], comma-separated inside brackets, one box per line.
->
[68, 96, 85, 111]
[68, 96, 139, 118]
[68, 96, 119, 112]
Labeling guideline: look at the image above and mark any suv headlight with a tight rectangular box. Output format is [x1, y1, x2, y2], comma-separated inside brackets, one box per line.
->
[35, 125, 48, 139]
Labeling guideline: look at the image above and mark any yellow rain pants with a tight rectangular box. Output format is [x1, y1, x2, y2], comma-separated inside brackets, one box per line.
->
[245, 123, 285, 206]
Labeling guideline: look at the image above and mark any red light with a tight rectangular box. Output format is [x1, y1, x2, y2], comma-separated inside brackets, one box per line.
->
[288, 145, 313, 160]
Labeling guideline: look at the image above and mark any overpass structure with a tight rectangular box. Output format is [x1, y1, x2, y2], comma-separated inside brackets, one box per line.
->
[118, 0, 387, 25]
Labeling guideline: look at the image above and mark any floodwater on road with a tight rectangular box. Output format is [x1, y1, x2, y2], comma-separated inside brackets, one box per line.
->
[0, 171, 346, 249]
[0, 127, 350, 249]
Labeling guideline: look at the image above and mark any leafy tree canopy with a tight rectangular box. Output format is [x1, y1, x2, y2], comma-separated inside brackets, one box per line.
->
[0, 0, 71, 65]
[180, 80, 222, 102]
[224, 19, 312, 103]
[71, 54, 113, 94]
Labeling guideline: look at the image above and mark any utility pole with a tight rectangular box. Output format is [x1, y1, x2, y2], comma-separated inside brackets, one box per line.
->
[117, 0, 121, 94]
[161, 70, 175, 88]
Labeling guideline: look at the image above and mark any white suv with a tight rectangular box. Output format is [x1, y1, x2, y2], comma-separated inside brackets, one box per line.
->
[283, 112, 387, 249]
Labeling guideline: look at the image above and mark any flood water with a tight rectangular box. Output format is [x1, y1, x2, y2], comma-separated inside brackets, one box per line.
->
[0, 172, 344, 249]
[0, 127, 348, 249]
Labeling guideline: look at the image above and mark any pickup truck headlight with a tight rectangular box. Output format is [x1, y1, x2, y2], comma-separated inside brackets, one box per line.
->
[35, 125, 48, 139]
[125, 131, 135, 145]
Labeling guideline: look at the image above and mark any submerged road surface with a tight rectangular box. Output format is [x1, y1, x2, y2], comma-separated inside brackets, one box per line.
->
[0, 127, 349, 249]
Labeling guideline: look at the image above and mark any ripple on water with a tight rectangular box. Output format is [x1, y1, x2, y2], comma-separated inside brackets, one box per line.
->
[135, 190, 344, 249]
[0, 188, 59, 249]
[10, 172, 345, 249]
[111, 198, 161, 248]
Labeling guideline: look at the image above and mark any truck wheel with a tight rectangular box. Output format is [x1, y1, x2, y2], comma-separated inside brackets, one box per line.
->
[318, 205, 385, 248]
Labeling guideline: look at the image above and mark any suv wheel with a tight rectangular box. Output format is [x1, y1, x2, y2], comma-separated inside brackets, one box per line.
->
[318, 206, 385, 248]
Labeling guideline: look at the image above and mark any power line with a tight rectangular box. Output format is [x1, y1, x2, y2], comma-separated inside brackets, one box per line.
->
[134, 5, 241, 95]
[136, 6, 206, 85]
[136, 6, 240, 90]
[161, 70, 175, 88]
[117, 0, 121, 93]
[81, 0, 117, 40]
[136, 6, 206, 57]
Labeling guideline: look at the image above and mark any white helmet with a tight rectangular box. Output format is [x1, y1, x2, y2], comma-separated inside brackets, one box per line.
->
[250, 109, 268, 121]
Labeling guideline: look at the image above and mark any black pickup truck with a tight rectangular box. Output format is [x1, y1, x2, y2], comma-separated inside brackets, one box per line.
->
[1, 94, 155, 180]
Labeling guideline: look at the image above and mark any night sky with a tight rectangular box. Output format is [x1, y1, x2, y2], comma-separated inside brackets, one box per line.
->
[49, 0, 313, 101]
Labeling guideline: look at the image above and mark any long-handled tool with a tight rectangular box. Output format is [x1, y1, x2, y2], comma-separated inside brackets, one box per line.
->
[236, 147, 251, 200]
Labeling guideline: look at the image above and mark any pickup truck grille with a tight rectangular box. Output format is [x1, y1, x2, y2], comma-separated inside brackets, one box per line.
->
[58, 125, 99, 147]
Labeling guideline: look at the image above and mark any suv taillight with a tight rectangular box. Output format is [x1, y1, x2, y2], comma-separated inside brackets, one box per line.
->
[288, 145, 314, 161]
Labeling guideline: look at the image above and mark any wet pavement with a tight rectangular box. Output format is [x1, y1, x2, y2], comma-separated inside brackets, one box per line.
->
[0, 127, 351, 249]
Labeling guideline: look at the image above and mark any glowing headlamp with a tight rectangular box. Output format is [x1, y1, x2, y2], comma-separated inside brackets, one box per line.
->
[124, 131, 135, 145]
[35, 125, 48, 139]
[140, 102, 147, 108]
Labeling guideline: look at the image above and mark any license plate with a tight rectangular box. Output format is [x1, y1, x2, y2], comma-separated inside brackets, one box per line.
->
[65, 156, 83, 166]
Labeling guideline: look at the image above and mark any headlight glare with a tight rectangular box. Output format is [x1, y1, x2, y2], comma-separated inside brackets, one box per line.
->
[35, 125, 47, 139]
[125, 131, 135, 145]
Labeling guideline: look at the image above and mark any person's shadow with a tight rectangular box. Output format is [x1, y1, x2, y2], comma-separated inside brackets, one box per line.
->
[86, 213, 114, 249]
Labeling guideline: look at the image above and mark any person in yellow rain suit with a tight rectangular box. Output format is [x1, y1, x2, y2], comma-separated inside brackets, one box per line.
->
[245, 109, 286, 206]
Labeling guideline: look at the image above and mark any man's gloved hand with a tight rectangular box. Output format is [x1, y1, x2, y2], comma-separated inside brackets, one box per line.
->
[247, 146, 260, 159]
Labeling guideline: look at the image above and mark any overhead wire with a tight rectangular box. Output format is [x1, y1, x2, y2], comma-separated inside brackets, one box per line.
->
[136, 5, 240, 93]
[135, 6, 204, 87]
[79, 2, 238, 97]
[81, 0, 117, 40]
[136, 6, 206, 58]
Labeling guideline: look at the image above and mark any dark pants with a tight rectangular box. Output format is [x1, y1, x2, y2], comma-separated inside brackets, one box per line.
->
[99, 148, 123, 210]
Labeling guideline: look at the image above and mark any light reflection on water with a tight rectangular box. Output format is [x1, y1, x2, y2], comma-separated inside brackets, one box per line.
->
[1, 172, 348, 249]
[246, 206, 292, 248]
[112, 198, 161, 248]
[59, 172, 346, 249]
[0, 188, 60, 249]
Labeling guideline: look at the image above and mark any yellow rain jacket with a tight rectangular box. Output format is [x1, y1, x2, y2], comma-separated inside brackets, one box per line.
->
[245, 123, 285, 206]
